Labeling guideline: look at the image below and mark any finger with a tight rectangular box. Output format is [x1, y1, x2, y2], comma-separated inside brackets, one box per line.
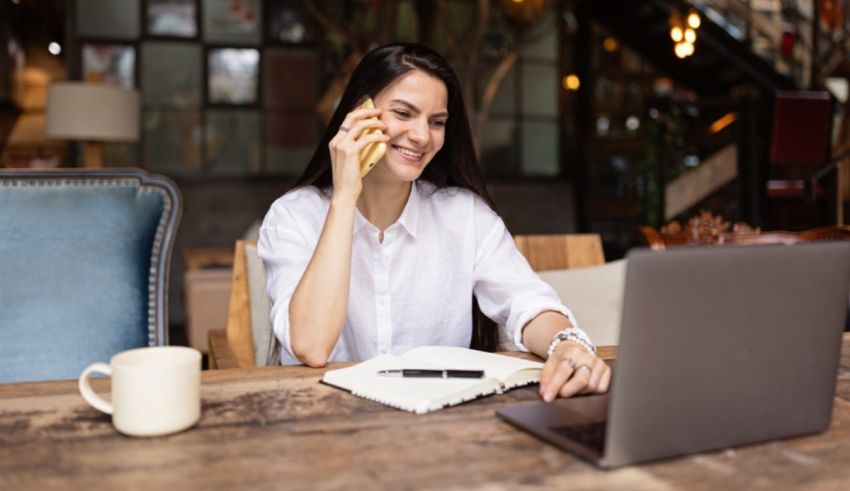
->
[343, 117, 388, 141]
[352, 132, 390, 154]
[597, 364, 612, 393]
[559, 362, 592, 398]
[338, 108, 382, 134]
[541, 356, 575, 403]
[539, 354, 561, 395]
[580, 358, 607, 394]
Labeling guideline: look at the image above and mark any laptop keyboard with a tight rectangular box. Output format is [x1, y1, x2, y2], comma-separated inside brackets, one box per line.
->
[548, 421, 607, 454]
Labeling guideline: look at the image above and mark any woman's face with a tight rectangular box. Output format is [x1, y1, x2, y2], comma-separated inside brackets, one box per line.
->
[372, 70, 448, 182]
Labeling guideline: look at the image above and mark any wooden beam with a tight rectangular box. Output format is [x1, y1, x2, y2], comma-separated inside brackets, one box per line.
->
[665, 144, 738, 220]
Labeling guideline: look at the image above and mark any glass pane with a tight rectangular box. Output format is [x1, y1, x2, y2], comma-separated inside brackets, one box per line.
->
[521, 120, 558, 176]
[141, 42, 202, 108]
[143, 110, 202, 174]
[480, 118, 517, 176]
[519, 11, 557, 59]
[479, 62, 515, 115]
[205, 110, 262, 173]
[267, 0, 321, 44]
[264, 49, 318, 110]
[82, 44, 135, 89]
[208, 48, 260, 105]
[147, 0, 198, 37]
[203, 0, 262, 44]
[266, 113, 318, 175]
[522, 63, 558, 117]
[77, 0, 140, 39]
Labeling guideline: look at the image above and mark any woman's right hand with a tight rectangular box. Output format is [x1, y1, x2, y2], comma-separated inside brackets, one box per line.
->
[328, 105, 389, 201]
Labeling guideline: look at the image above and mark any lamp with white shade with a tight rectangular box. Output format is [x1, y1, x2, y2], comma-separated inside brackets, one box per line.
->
[46, 82, 139, 168]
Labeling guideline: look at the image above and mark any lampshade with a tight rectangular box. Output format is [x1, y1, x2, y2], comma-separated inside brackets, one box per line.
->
[46, 82, 140, 142]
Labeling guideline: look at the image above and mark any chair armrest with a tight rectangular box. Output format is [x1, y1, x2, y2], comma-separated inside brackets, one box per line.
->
[596, 345, 617, 362]
[208, 329, 240, 369]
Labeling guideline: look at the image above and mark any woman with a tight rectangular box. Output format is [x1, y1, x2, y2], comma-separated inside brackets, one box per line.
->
[258, 43, 610, 401]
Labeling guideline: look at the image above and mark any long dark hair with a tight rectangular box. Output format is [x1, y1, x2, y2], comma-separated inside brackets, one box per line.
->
[295, 43, 500, 352]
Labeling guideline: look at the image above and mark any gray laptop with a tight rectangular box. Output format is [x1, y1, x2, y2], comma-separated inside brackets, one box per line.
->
[497, 242, 850, 468]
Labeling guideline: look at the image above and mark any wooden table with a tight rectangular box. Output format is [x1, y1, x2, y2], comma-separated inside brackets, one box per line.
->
[1, 338, 849, 490]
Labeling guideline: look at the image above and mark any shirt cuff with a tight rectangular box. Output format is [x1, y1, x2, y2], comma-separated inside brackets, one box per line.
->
[509, 304, 591, 353]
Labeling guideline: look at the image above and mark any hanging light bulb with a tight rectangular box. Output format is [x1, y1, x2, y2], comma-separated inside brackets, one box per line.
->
[671, 8, 699, 59]
[670, 26, 683, 42]
[687, 10, 701, 29]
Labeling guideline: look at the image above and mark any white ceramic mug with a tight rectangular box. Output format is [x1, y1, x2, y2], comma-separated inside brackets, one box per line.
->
[78, 346, 202, 437]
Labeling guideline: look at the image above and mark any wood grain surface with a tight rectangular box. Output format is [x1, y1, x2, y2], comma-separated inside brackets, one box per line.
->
[0, 337, 848, 490]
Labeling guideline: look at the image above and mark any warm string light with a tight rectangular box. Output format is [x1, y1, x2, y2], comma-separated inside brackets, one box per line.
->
[562, 74, 580, 91]
[670, 8, 700, 59]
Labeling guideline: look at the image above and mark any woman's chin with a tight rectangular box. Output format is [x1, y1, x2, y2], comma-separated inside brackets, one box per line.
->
[386, 160, 427, 181]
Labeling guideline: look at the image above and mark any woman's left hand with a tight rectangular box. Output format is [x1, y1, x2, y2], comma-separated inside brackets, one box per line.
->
[539, 340, 611, 402]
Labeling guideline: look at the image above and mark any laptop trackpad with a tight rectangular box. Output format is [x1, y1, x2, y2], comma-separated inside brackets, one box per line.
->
[497, 394, 609, 461]
[552, 393, 609, 423]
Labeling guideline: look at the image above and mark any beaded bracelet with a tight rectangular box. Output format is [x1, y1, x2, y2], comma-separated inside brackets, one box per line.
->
[546, 327, 596, 357]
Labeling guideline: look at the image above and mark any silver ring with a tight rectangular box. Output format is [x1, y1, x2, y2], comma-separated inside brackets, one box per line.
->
[576, 364, 592, 375]
[339, 126, 350, 133]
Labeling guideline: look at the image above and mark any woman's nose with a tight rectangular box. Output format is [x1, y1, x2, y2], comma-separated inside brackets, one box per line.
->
[407, 119, 430, 145]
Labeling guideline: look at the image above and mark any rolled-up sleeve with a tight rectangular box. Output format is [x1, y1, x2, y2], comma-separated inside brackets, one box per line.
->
[471, 198, 588, 352]
[257, 201, 315, 361]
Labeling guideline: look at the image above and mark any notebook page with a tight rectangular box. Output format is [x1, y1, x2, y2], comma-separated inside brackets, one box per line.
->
[400, 346, 544, 382]
[321, 354, 495, 414]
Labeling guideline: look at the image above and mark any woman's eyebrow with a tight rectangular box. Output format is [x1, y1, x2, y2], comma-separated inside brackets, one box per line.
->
[389, 99, 449, 118]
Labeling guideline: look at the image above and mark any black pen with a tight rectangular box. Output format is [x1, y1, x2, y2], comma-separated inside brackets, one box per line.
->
[377, 369, 485, 379]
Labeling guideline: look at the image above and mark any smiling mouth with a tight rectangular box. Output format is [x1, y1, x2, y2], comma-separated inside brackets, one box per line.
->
[392, 145, 425, 160]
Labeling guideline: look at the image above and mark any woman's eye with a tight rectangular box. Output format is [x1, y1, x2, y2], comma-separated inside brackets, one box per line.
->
[430, 120, 447, 128]
[392, 110, 410, 118]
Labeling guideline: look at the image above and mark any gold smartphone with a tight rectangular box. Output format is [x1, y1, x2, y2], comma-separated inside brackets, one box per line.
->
[357, 97, 387, 177]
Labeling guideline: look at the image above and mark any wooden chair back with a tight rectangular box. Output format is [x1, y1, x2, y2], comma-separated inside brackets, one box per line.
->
[514, 233, 605, 271]
[208, 239, 256, 369]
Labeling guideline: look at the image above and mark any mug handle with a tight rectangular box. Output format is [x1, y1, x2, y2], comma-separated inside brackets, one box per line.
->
[78, 363, 114, 414]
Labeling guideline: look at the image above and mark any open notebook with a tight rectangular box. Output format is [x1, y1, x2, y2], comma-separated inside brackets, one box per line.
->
[321, 346, 544, 414]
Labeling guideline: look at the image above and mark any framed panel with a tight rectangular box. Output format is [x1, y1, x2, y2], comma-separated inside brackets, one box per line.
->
[480, 118, 518, 177]
[141, 42, 202, 107]
[267, 0, 321, 45]
[208, 48, 260, 105]
[82, 43, 136, 88]
[266, 113, 318, 175]
[205, 110, 262, 173]
[522, 63, 558, 117]
[203, 0, 262, 44]
[478, 61, 516, 116]
[521, 120, 559, 176]
[77, 0, 141, 39]
[146, 0, 199, 38]
[264, 49, 317, 110]
[142, 109, 202, 174]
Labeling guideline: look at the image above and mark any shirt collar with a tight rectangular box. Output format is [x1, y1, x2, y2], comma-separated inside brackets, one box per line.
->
[352, 181, 420, 238]
[395, 181, 420, 238]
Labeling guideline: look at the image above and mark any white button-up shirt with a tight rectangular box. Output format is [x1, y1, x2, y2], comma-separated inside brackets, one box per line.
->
[258, 181, 585, 365]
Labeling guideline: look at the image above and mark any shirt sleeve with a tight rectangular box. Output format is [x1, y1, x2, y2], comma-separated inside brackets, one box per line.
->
[470, 197, 591, 352]
[257, 199, 315, 362]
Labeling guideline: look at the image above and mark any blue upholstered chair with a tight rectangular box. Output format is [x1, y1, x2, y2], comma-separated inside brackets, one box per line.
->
[0, 168, 181, 383]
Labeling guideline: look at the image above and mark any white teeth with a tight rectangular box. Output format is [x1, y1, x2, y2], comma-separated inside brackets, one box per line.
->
[394, 145, 423, 158]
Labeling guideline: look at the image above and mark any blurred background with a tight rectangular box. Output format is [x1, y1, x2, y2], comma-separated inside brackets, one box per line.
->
[2, 0, 849, 348]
